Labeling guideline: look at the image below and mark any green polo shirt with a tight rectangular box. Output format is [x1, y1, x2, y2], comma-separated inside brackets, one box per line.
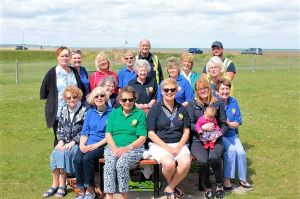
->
[106, 106, 147, 147]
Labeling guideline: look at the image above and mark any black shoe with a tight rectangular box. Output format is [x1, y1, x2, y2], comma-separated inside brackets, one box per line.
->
[215, 189, 224, 199]
[224, 186, 233, 191]
[205, 190, 214, 199]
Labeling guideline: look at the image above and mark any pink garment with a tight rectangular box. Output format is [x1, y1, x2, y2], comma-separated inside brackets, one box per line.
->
[195, 116, 221, 133]
[89, 70, 118, 93]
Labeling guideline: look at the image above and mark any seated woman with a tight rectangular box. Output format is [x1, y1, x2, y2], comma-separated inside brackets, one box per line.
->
[73, 87, 112, 199]
[128, 59, 157, 113]
[104, 86, 147, 199]
[147, 78, 191, 199]
[98, 76, 119, 108]
[157, 57, 193, 107]
[42, 86, 86, 198]
[216, 78, 252, 191]
[187, 77, 228, 199]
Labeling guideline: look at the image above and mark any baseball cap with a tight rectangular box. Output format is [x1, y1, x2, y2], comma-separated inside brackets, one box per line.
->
[211, 41, 223, 48]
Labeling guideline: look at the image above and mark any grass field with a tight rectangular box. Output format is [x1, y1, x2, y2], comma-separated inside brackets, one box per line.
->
[0, 49, 300, 199]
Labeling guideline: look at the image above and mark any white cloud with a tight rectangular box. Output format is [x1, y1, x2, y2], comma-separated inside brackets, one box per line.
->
[0, 0, 299, 49]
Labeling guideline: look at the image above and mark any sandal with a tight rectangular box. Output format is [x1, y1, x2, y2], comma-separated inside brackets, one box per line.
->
[240, 181, 253, 190]
[175, 187, 184, 199]
[164, 191, 177, 199]
[54, 186, 66, 197]
[42, 186, 58, 198]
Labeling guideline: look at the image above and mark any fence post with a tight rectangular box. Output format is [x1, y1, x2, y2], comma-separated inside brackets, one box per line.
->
[16, 59, 19, 84]
[272, 56, 275, 72]
[288, 56, 291, 72]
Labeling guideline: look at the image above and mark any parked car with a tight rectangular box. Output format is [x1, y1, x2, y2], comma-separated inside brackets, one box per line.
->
[241, 48, 263, 55]
[188, 48, 203, 54]
[15, 46, 28, 50]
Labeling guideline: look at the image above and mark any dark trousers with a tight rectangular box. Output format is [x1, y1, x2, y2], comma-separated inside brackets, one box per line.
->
[52, 120, 58, 147]
[191, 137, 224, 189]
[73, 147, 104, 189]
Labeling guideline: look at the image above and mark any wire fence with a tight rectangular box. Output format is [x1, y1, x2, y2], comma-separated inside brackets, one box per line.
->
[0, 55, 299, 85]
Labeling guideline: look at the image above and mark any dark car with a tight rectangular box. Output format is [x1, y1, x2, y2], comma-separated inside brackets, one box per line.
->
[241, 48, 263, 55]
[15, 46, 28, 50]
[188, 48, 203, 54]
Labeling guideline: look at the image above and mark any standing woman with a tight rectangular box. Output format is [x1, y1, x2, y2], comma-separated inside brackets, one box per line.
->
[180, 52, 200, 91]
[42, 86, 86, 198]
[187, 77, 228, 199]
[147, 78, 191, 199]
[89, 52, 118, 92]
[128, 59, 157, 112]
[73, 87, 112, 199]
[104, 86, 147, 199]
[216, 78, 252, 191]
[70, 49, 90, 98]
[157, 57, 193, 107]
[40, 46, 83, 147]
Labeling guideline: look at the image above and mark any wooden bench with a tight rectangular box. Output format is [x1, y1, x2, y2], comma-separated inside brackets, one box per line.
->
[99, 158, 160, 198]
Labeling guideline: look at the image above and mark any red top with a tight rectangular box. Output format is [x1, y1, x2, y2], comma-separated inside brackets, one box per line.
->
[89, 70, 119, 93]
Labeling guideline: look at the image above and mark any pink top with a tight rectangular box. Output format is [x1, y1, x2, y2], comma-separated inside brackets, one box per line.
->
[195, 116, 221, 133]
[89, 70, 118, 93]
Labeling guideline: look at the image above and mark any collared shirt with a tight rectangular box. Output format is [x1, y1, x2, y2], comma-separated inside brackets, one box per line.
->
[157, 75, 194, 104]
[79, 66, 89, 96]
[223, 96, 242, 137]
[89, 70, 118, 92]
[181, 71, 201, 91]
[56, 65, 77, 118]
[128, 77, 157, 104]
[81, 105, 112, 145]
[117, 66, 136, 88]
[147, 100, 190, 143]
[106, 106, 147, 147]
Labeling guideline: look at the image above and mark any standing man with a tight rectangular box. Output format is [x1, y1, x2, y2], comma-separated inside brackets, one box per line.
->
[136, 39, 164, 84]
[202, 41, 236, 80]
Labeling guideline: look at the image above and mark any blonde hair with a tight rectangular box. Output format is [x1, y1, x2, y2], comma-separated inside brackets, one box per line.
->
[194, 77, 217, 105]
[123, 50, 135, 58]
[95, 52, 111, 71]
[206, 56, 225, 75]
[63, 86, 83, 101]
[87, 87, 109, 105]
[181, 52, 194, 67]
[161, 78, 178, 90]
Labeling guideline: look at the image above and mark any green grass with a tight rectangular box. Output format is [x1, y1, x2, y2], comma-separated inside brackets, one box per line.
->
[0, 50, 300, 198]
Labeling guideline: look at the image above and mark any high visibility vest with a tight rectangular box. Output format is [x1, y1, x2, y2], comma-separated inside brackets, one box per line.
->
[136, 54, 160, 84]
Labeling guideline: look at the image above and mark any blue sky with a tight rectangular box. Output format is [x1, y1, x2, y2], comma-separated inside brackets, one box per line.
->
[1, 0, 299, 49]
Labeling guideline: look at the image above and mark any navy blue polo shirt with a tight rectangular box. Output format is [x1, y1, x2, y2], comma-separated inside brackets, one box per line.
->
[117, 66, 136, 88]
[147, 100, 190, 143]
[128, 77, 158, 104]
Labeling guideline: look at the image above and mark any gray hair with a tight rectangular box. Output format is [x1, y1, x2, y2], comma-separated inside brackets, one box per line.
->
[134, 59, 151, 73]
[98, 76, 117, 88]
[86, 87, 109, 105]
[166, 56, 181, 74]
[206, 56, 225, 74]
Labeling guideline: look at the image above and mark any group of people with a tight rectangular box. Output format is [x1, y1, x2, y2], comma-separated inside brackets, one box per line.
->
[40, 39, 252, 199]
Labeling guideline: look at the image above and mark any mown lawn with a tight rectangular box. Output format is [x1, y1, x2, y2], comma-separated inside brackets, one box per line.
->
[0, 50, 299, 198]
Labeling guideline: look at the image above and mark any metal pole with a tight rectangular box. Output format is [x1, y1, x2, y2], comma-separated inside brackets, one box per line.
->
[16, 59, 19, 84]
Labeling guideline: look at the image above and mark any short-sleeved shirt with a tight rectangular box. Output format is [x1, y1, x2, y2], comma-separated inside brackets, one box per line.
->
[180, 71, 200, 91]
[128, 77, 158, 104]
[106, 106, 147, 147]
[81, 105, 112, 145]
[157, 75, 194, 104]
[147, 100, 190, 143]
[117, 66, 136, 88]
[223, 96, 242, 137]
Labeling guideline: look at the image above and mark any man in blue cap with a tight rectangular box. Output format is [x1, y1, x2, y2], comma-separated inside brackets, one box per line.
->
[202, 41, 236, 80]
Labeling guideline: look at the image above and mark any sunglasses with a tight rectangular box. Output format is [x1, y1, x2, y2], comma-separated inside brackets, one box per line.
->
[95, 94, 105, 99]
[121, 98, 134, 103]
[66, 95, 78, 100]
[124, 57, 134, 60]
[163, 88, 176, 93]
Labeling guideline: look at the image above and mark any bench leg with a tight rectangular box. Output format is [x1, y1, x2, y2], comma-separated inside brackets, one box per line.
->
[99, 163, 104, 191]
[153, 164, 159, 198]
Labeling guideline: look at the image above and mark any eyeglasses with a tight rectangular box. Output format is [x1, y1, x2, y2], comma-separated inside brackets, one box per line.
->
[163, 88, 176, 93]
[95, 94, 105, 99]
[66, 95, 78, 100]
[121, 98, 134, 103]
[124, 57, 134, 60]
[71, 49, 81, 55]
